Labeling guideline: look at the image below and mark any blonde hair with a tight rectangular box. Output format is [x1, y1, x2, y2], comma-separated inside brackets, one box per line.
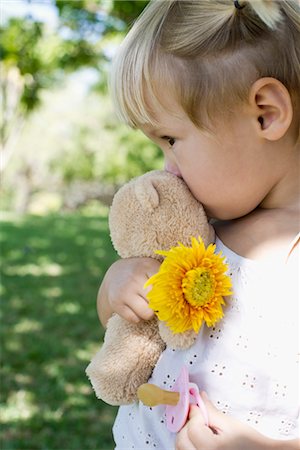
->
[110, 0, 300, 129]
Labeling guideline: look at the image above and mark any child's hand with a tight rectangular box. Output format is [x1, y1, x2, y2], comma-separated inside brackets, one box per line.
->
[175, 392, 293, 450]
[97, 257, 161, 326]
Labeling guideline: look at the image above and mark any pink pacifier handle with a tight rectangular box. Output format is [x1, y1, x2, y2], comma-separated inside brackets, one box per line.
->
[189, 383, 209, 425]
[166, 366, 208, 433]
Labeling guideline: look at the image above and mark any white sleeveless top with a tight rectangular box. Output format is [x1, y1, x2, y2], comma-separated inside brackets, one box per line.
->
[113, 236, 299, 449]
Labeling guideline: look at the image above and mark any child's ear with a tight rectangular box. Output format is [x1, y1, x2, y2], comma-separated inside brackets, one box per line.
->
[249, 77, 293, 141]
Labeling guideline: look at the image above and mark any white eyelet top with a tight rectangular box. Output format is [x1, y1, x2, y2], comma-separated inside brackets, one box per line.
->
[113, 236, 299, 449]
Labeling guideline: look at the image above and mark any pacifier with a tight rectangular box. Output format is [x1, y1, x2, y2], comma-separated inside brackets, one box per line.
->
[137, 366, 208, 433]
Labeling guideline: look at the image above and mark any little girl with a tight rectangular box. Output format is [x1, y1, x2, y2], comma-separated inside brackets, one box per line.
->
[98, 1, 300, 448]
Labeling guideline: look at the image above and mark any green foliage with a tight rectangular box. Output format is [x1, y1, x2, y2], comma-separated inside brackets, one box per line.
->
[56, 122, 163, 186]
[58, 127, 98, 183]
[111, 1, 149, 27]
[0, 14, 100, 117]
[55, 0, 148, 33]
[51, 92, 164, 187]
[55, 0, 102, 29]
[0, 0, 149, 112]
[100, 125, 163, 184]
[1, 1, 158, 209]
[56, 0, 119, 36]
[1, 18, 43, 70]
[0, 14, 99, 157]
[0, 18, 50, 114]
[1, 212, 118, 449]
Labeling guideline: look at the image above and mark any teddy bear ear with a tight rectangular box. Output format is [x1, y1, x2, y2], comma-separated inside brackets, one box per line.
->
[134, 177, 160, 211]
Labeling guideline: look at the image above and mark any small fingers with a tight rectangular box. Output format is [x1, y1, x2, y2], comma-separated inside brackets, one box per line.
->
[116, 298, 154, 323]
[176, 405, 215, 450]
[116, 305, 141, 323]
[175, 427, 197, 450]
[105, 257, 159, 322]
[136, 295, 155, 320]
[119, 292, 154, 321]
[189, 405, 204, 421]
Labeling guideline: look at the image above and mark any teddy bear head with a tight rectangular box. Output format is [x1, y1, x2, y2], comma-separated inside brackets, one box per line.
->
[109, 170, 215, 260]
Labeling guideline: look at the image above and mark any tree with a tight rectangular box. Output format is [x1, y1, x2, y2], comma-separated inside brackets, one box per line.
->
[55, 0, 148, 34]
[0, 1, 149, 173]
[0, 14, 97, 172]
[0, 18, 46, 171]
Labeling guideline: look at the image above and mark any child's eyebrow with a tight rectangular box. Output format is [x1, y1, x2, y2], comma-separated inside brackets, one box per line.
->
[142, 124, 163, 133]
[141, 125, 166, 136]
[144, 122, 178, 134]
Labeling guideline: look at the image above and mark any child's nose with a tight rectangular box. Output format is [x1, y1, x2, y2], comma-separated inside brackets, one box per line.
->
[164, 160, 182, 178]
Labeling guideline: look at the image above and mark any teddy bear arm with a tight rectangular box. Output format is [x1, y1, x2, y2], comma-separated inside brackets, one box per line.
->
[86, 315, 166, 405]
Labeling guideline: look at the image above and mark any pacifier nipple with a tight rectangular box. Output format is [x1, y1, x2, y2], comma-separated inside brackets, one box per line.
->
[137, 384, 180, 407]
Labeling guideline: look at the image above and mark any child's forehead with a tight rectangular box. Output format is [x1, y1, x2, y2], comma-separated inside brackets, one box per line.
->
[138, 108, 189, 136]
[142, 87, 187, 124]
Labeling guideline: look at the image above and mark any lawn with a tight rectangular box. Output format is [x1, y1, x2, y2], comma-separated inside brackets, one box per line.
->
[0, 210, 119, 449]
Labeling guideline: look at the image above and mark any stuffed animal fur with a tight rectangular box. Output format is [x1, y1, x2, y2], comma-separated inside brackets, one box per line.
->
[86, 170, 215, 405]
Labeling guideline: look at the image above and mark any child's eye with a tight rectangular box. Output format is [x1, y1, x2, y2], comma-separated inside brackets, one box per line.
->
[161, 136, 176, 147]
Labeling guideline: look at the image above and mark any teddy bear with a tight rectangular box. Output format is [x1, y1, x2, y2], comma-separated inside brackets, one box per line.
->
[86, 170, 215, 405]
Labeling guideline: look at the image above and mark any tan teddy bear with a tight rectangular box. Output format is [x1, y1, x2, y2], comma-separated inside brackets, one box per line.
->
[86, 170, 215, 405]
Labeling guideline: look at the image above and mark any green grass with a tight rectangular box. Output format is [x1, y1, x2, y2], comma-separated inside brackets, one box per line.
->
[0, 211, 119, 449]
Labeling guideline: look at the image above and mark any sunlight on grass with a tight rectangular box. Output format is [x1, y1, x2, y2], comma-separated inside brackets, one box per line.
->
[65, 382, 91, 396]
[75, 345, 101, 362]
[1, 213, 118, 449]
[55, 302, 81, 314]
[14, 319, 42, 333]
[95, 247, 108, 258]
[1, 249, 25, 261]
[4, 262, 63, 277]
[65, 394, 89, 407]
[25, 236, 51, 248]
[1, 390, 38, 422]
[14, 374, 33, 385]
[5, 338, 23, 352]
[43, 408, 64, 421]
[43, 362, 62, 378]
[9, 297, 23, 308]
[75, 235, 88, 245]
[41, 286, 63, 298]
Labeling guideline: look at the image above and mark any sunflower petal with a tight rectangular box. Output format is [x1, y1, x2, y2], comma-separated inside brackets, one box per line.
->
[146, 237, 232, 334]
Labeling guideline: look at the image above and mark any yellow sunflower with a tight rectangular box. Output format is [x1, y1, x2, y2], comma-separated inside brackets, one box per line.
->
[145, 237, 232, 334]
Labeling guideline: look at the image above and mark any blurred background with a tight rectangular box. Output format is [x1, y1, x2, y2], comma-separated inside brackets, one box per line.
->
[0, 1, 163, 448]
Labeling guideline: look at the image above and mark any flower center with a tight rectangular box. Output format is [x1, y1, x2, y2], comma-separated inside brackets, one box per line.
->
[182, 268, 215, 308]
